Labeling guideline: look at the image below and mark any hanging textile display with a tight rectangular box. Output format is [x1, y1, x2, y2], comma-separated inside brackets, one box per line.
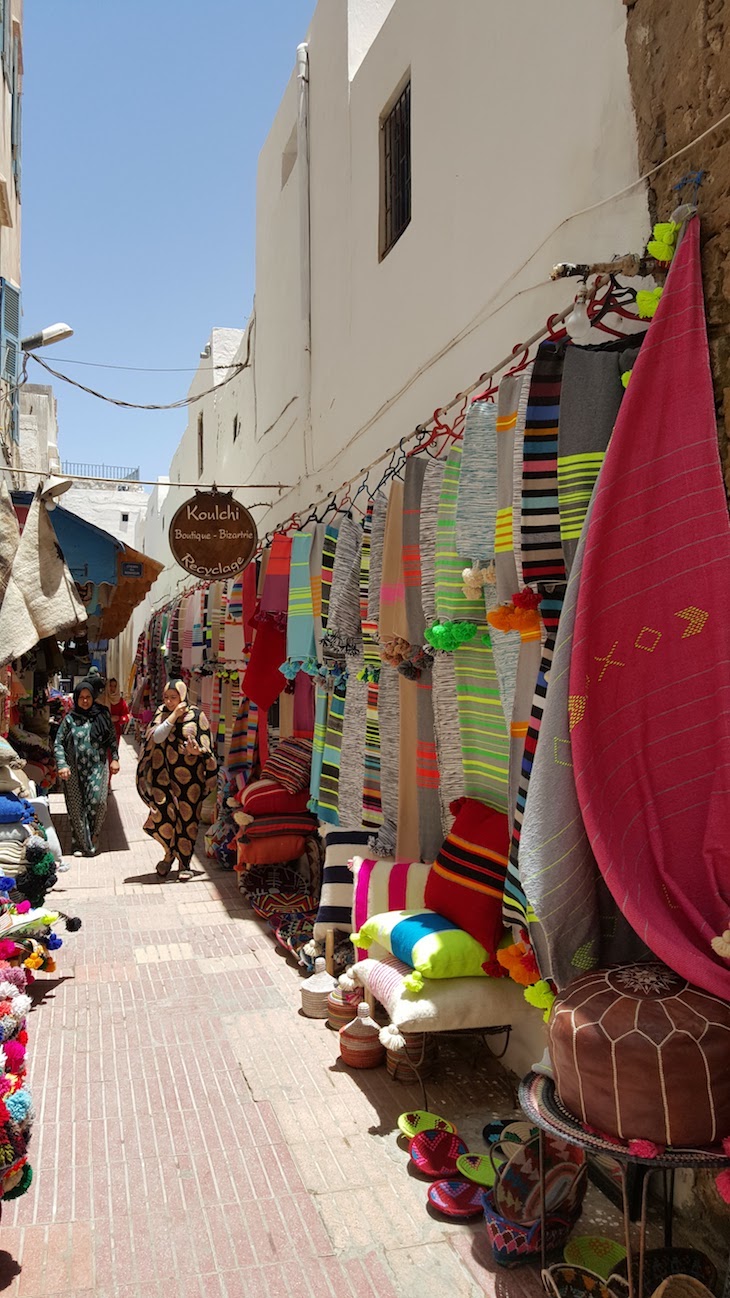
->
[420, 457, 461, 833]
[309, 522, 340, 815]
[284, 529, 317, 675]
[317, 515, 363, 824]
[520, 340, 568, 586]
[377, 485, 406, 856]
[433, 440, 510, 814]
[557, 341, 643, 578]
[402, 456, 442, 863]
[243, 535, 291, 711]
[191, 588, 204, 669]
[517, 493, 649, 987]
[570, 217, 730, 1001]
[360, 494, 386, 831]
[494, 367, 532, 603]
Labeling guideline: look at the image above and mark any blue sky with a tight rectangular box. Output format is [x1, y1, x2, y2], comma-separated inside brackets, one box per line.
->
[21, 1, 316, 483]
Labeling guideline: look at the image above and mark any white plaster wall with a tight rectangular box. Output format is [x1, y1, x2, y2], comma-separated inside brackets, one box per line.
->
[61, 485, 149, 544]
[154, 0, 647, 539]
[18, 383, 58, 480]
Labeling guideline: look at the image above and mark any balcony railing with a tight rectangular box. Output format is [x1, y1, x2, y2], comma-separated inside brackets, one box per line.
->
[62, 462, 141, 482]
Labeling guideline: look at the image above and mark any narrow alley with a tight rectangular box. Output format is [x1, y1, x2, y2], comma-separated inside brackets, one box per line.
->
[0, 741, 537, 1298]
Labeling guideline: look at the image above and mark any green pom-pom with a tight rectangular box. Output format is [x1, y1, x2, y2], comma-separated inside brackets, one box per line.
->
[636, 287, 663, 319]
[482, 632, 492, 648]
[524, 979, 556, 1023]
[425, 620, 478, 652]
[621, 370, 632, 389]
[3, 1163, 33, 1200]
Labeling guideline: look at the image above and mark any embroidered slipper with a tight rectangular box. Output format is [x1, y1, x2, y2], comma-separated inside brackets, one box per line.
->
[409, 1129, 469, 1179]
[456, 1153, 498, 1188]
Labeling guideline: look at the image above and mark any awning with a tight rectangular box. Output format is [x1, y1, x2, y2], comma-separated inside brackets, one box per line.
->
[12, 494, 163, 643]
[97, 544, 164, 641]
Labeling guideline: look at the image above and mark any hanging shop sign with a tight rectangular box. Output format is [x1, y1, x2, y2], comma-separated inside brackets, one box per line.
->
[168, 491, 258, 580]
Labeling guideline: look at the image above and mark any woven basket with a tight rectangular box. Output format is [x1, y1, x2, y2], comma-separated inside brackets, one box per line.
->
[483, 1185, 584, 1268]
[301, 958, 337, 1019]
[326, 985, 362, 1032]
[339, 1003, 385, 1069]
[385, 1031, 438, 1082]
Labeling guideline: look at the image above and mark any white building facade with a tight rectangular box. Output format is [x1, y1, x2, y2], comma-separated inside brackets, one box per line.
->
[139, 0, 647, 599]
[0, 0, 23, 477]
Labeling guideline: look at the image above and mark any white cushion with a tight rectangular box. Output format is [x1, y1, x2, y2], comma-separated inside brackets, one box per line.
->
[343, 954, 533, 1035]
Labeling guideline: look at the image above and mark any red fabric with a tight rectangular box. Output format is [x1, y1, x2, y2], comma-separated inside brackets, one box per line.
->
[570, 218, 730, 1000]
[240, 778, 311, 816]
[242, 621, 286, 710]
[235, 833, 308, 869]
[425, 797, 510, 956]
[242, 564, 258, 649]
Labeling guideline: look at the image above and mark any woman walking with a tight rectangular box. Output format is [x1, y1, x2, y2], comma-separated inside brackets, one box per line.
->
[136, 679, 217, 881]
[54, 679, 120, 857]
[101, 678, 130, 787]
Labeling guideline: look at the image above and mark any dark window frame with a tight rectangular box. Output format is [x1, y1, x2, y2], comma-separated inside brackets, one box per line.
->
[379, 75, 411, 260]
[197, 412, 204, 477]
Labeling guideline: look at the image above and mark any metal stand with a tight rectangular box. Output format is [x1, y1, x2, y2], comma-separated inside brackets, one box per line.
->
[519, 1072, 730, 1298]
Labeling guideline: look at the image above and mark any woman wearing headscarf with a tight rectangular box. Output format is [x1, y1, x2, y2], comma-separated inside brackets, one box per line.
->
[136, 679, 217, 880]
[54, 678, 120, 856]
[100, 678, 130, 787]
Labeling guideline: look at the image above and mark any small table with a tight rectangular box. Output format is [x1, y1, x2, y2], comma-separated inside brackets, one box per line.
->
[518, 1071, 730, 1298]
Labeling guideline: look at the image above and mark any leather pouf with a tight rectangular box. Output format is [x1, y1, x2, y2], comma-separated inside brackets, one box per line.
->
[548, 964, 730, 1147]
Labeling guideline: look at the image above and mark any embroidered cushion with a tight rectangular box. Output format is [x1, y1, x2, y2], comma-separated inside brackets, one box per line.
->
[312, 830, 372, 943]
[262, 737, 313, 794]
[352, 910, 490, 992]
[425, 797, 509, 957]
[239, 778, 311, 816]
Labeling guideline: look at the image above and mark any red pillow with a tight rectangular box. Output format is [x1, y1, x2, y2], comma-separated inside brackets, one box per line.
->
[262, 737, 313, 794]
[235, 834, 308, 870]
[240, 778, 311, 816]
[424, 797, 510, 957]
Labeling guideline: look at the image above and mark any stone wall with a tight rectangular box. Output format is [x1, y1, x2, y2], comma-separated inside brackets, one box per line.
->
[625, 0, 730, 486]
[625, 0, 730, 1241]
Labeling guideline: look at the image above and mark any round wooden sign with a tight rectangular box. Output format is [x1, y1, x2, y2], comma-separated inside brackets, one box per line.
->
[168, 491, 257, 580]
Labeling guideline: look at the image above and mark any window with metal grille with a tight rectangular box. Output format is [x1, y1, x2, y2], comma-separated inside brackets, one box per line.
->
[380, 78, 411, 259]
[197, 412, 204, 477]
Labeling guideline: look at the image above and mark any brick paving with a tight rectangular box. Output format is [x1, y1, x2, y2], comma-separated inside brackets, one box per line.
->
[0, 741, 656, 1297]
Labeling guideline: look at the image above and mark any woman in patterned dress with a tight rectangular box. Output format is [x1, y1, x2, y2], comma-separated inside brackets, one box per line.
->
[54, 679, 120, 857]
[136, 679, 217, 881]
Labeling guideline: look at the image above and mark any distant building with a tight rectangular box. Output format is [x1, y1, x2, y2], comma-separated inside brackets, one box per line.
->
[0, 0, 23, 476]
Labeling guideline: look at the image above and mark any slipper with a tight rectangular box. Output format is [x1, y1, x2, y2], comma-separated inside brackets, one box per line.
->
[177, 868, 193, 881]
[397, 1110, 457, 1140]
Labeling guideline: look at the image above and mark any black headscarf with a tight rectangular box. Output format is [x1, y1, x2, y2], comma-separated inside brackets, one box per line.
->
[72, 679, 115, 749]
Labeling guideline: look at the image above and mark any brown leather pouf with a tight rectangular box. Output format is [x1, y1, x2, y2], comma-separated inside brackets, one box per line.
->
[548, 964, 730, 1147]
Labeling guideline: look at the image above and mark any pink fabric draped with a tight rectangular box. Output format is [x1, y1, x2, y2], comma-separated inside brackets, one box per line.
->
[569, 218, 730, 1000]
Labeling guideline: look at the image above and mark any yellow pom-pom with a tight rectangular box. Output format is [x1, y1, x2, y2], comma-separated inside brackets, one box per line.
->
[637, 287, 663, 319]
[524, 979, 556, 1022]
[621, 370, 632, 389]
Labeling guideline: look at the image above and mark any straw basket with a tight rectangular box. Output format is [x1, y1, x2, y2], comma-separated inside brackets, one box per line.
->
[385, 1031, 437, 1082]
[326, 985, 362, 1032]
[300, 958, 336, 1019]
[339, 1003, 385, 1069]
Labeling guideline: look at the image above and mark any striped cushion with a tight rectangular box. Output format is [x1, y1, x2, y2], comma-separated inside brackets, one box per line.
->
[313, 830, 371, 942]
[235, 834, 309, 869]
[352, 910, 489, 992]
[240, 813, 319, 841]
[262, 737, 313, 794]
[240, 778, 311, 816]
[425, 797, 509, 957]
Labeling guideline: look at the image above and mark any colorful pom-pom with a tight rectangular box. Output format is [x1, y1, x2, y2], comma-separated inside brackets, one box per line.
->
[523, 980, 556, 1022]
[424, 621, 478, 652]
[715, 1168, 730, 1204]
[621, 370, 632, 389]
[497, 941, 541, 987]
[628, 1139, 662, 1159]
[637, 287, 663, 319]
[513, 588, 541, 611]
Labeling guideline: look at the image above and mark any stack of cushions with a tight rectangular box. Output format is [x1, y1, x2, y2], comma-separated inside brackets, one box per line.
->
[0, 960, 34, 1200]
[424, 797, 510, 959]
[352, 910, 491, 992]
[233, 738, 318, 870]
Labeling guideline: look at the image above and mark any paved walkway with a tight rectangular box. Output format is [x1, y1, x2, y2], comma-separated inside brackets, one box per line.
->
[0, 743, 577, 1297]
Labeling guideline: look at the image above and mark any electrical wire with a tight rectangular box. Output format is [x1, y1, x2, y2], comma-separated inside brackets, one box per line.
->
[25, 352, 249, 410]
[34, 357, 244, 373]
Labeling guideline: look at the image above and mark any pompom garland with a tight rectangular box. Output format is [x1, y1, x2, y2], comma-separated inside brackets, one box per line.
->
[496, 940, 540, 986]
[637, 287, 663, 319]
[628, 1139, 663, 1159]
[523, 979, 556, 1022]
